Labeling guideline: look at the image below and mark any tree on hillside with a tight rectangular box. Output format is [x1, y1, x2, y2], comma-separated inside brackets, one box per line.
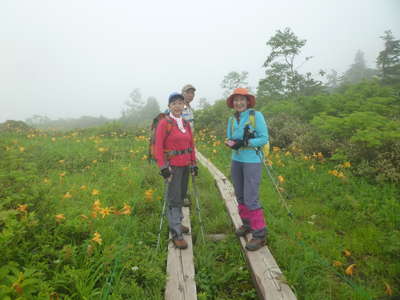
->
[325, 69, 341, 91]
[120, 89, 160, 125]
[140, 97, 160, 121]
[342, 50, 377, 84]
[377, 30, 400, 84]
[221, 71, 251, 97]
[121, 89, 144, 120]
[197, 97, 210, 110]
[257, 27, 323, 99]
[25, 114, 51, 126]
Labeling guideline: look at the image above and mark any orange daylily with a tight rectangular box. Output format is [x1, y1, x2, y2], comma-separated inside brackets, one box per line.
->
[345, 264, 356, 276]
[16, 204, 28, 213]
[120, 204, 132, 215]
[144, 189, 154, 201]
[384, 282, 393, 296]
[343, 162, 351, 168]
[92, 232, 102, 245]
[343, 249, 351, 257]
[332, 260, 343, 267]
[55, 214, 65, 222]
[63, 192, 72, 199]
[92, 200, 102, 212]
[100, 207, 112, 218]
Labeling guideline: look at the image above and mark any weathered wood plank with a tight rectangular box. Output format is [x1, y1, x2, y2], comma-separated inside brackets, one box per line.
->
[197, 151, 297, 300]
[206, 233, 228, 242]
[165, 207, 197, 300]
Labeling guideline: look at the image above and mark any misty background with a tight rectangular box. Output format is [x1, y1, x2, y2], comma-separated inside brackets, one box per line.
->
[1, 0, 399, 124]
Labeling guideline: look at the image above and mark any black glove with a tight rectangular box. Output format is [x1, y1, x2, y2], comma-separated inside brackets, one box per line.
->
[160, 167, 171, 179]
[190, 166, 199, 176]
[230, 140, 244, 150]
[243, 125, 256, 146]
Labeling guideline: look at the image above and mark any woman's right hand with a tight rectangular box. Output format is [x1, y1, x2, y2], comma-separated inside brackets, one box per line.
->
[225, 140, 236, 147]
[225, 139, 244, 150]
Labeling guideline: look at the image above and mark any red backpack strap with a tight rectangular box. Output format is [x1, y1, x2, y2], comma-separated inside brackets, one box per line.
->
[165, 116, 173, 136]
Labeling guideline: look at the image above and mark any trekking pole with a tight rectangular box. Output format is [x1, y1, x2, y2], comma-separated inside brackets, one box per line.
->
[156, 180, 168, 251]
[258, 152, 293, 217]
[191, 175, 206, 243]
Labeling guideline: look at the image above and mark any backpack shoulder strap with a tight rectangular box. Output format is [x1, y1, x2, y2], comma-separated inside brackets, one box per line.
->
[248, 109, 256, 128]
[165, 116, 173, 135]
[229, 116, 235, 135]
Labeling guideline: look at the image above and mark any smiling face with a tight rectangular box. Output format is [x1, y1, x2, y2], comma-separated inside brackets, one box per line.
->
[168, 99, 185, 117]
[183, 89, 195, 104]
[232, 95, 248, 113]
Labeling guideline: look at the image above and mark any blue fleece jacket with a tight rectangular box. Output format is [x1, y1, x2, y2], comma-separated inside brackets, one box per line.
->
[226, 109, 269, 163]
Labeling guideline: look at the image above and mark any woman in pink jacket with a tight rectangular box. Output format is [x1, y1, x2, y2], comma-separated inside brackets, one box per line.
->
[154, 92, 198, 249]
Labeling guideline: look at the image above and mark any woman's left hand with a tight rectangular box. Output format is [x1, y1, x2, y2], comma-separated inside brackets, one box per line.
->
[190, 166, 199, 176]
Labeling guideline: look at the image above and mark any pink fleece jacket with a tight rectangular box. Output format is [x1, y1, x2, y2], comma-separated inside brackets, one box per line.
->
[154, 118, 196, 168]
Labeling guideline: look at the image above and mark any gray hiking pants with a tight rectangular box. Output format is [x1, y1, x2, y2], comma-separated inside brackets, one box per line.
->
[231, 160, 266, 239]
[231, 160, 262, 210]
[166, 165, 189, 239]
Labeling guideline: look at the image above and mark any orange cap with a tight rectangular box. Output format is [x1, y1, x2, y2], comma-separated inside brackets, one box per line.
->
[226, 88, 256, 108]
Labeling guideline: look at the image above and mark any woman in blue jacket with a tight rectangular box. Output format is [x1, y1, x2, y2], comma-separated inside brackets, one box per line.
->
[225, 88, 269, 251]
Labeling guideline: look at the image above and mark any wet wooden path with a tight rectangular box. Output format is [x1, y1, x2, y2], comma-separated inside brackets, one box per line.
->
[165, 151, 297, 300]
[165, 207, 197, 300]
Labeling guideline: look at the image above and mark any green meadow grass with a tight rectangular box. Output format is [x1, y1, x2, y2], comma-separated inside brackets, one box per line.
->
[1, 127, 259, 299]
[196, 128, 399, 300]
[1, 128, 167, 299]
[1, 125, 398, 299]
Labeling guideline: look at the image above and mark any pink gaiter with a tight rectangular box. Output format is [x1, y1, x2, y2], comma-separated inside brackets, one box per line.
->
[249, 209, 266, 230]
[238, 204, 250, 220]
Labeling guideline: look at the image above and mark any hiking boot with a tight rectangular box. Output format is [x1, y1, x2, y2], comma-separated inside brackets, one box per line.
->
[181, 225, 190, 234]
[235, 225, 251, 237]
[172, 238, 188, 249]
[183, 197, 191, 207]
[245, 238, 265, 251]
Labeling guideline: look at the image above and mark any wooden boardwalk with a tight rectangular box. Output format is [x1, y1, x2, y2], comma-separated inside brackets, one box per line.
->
[197, 151, 297, 300]
[165, 207, 197, 300]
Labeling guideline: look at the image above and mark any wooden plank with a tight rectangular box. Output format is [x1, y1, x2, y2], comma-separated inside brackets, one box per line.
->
[165, 207, 197, 300]
[197, 151, 297, 300]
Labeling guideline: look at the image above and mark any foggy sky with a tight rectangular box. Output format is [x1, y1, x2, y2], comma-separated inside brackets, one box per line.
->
[1, 0, 399, 122]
